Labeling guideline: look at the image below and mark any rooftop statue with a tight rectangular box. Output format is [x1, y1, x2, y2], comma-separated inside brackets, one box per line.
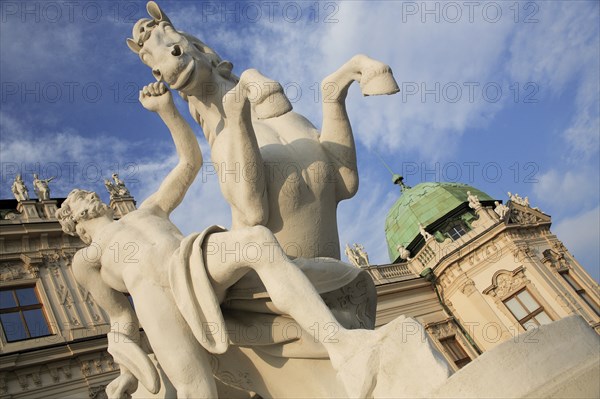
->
[507, 191, 530, 207]
[32, 173, 54, 201]
[467, 190, 482, 211]
[11, 174, 29, 201]
[105, 174, 131, 199]
[419, 223, 433, 240]
[104, 178, 119, 199]
[494, 200, 510, 220]
[396, 244, 412, 261]
[345, 243, 370, 267]
[112, 173, 131, 197]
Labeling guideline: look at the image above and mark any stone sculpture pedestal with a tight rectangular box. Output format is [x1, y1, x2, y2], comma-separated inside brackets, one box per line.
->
[430, 315, 599, 399]
[133, 315, 599, 398]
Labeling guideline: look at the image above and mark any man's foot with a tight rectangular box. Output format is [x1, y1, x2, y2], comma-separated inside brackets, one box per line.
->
[328, 316, 452, 398]
[329, 329, 385, 398]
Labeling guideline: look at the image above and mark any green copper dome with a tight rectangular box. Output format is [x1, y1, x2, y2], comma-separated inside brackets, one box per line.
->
[385, 182, 494, 262]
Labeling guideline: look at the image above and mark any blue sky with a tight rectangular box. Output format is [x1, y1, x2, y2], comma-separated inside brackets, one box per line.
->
[1, 1, 598, 280]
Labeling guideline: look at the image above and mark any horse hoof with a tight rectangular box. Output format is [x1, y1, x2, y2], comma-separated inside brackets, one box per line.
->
[360, 67, 400, 97]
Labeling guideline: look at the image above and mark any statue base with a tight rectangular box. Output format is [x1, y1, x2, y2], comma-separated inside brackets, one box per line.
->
[430, 315, 599, 399]
[133, 315, 598, 398]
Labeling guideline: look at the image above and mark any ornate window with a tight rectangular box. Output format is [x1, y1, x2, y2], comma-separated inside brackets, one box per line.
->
[439, 335, 471, 369]
[425, 318, 476, 371]
[503, 288, 552, 330]
[0, 285, 51, 342]
[447, 225, 467, 241]
[560, 271, 600, 316]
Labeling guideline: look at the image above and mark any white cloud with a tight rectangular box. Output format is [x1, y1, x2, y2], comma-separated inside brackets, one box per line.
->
[563, 67, 600, 158]
[0, 112, 155, 201]
[533, 167, 599, 215]
[553, 206, 600, 281]
[314, 2, 515, 159]
[506, 1, 600, 160]
[0, 111, 234, 232]
[0, 16, 84, 81]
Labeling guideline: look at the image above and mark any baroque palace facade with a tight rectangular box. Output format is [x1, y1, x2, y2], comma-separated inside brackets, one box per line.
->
[1, 179, 599, 398]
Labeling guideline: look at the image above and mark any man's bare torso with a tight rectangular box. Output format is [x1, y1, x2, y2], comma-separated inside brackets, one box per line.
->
[87, 208, 184, 292]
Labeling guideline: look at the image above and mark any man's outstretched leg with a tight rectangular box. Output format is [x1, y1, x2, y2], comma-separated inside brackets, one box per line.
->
[204, 226, 382, 397]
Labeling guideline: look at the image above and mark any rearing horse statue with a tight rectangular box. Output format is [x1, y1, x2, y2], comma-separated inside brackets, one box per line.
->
[127, 1, 400, 262]
[123, 2, 424, 398]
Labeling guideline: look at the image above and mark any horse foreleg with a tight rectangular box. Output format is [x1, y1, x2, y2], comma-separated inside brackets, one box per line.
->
[319, 54, 399, 201]
[217, 71, 285, 228]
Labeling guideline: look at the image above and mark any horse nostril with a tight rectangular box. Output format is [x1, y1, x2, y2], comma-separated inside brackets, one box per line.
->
[152, 69, 161, 79]
[171, 44, 182, 57]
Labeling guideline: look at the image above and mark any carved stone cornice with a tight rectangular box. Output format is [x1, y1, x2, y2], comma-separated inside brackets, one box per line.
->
[19, 253, 43, 278]
[483, 266, 529, 298]
[0, 261, 31, 281]
[90, 384, 108, 399]
[541, 248, 570, 270]
[460, 279, 477, 297]
[425, 318, 456, 339]
[508, 204, 550, 226]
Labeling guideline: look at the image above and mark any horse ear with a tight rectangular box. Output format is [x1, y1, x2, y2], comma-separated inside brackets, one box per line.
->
[126, 38, 141, 54]
[146, 1, 162, 19]
[147, 1, 170, 23]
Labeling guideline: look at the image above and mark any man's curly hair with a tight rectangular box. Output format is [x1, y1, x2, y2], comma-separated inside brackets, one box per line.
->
[55, 189, 112, 244]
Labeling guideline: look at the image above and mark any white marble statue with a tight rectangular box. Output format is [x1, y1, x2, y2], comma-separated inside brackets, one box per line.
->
[125, 3, 406, 394]
[32, 173, 54, 201]
[397, 244, 412, 261]
[419, 223, 433, 240]
[467, 190, 481, 210]
[345, 243, 370, 267]
[11, 174, 29, 201]
[57, 83, 407, 399]
[104, 178, 119, 199]
[507, 191, 530, 207]
[112, 173, 131, 197]
[494, 200, 510, 219]
[345, 244, 360, 267]
[127, 1, 399, 261]
[82, 2, 462, 397]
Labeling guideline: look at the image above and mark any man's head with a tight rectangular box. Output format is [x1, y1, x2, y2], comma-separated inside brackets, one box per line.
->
[126, 1, 234, 95]
[56, 190, 113, 244]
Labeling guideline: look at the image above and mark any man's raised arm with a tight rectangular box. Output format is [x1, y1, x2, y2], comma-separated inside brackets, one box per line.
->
[138, 82, 202, 215]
